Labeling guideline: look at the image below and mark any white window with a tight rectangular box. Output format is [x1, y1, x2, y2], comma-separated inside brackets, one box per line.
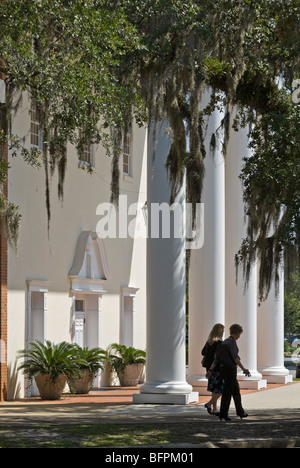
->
[123, 129, 132, 176]
[30, 101, 43, 150]
[78, 128, 94, 167]
[75, 299, 85, 312]
[74, 312, 86, 348]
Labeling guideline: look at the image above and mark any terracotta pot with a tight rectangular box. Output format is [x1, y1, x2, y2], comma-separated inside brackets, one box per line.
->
[101, 362, 120, 387]
[68, 369, 93, 394]
[34, 373, 67, 400]
[117, 363, 144, 387]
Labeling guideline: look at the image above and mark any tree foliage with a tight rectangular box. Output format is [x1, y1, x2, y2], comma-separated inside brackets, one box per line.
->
[0, 0, 145, 234]
[0, 0, 299, 298]
[118, 0, 300, 300]
[285, 269, 300, 334]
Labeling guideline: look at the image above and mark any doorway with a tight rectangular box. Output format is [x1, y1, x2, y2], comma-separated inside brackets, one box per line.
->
[74, 299, 86, 347]
[72, 294, 102, 387]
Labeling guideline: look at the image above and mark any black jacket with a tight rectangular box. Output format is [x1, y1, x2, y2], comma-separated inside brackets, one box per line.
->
[201, 340, 222, 371]
[214, 336, 239, 369]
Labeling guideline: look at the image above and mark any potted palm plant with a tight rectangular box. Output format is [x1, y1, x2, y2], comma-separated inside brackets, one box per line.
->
[110, 343, 146, 387]
[100, 345, 120, 387]
[17, 340, 83, 400]
[67, 345, 106, 394]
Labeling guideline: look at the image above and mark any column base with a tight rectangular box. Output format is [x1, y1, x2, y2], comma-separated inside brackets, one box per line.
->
[188, 372, 268, 392]
[187, 374, 211, 395]
[264, 375, 293, 384]
[139, 380, 194, 394]
[238, 379, 267, 390]
[133, 392, 199, 405]
[133, 380, 199, 405]
[259, 366, 293, 384]
[237, 370, 267, 390]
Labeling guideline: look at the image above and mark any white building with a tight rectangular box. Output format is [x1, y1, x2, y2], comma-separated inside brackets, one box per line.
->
[4, 92, 147, 399]
[0, 83, 292, 402]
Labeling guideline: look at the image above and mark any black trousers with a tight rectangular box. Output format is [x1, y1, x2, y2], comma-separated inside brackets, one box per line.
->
[219, 366, 244, 417]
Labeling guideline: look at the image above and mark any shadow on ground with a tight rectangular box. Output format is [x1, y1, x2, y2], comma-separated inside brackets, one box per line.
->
[0, 406, 299, 448]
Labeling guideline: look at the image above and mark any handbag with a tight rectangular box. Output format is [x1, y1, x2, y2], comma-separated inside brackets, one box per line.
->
[201, 342, 209, 368]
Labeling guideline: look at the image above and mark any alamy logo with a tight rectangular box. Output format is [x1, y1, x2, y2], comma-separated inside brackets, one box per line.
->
[96, 195, 204, 250]
[292, 79, 300, 104]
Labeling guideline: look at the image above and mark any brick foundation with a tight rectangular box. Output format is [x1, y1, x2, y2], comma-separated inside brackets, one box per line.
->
[0, 71, 8, 401]
[0, 141, 8, 401]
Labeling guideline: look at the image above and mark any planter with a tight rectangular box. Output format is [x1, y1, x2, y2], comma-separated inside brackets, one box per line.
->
[68, 369, 93, 394]
[34, 373, 67, 400]
[117, 363, 144, 387]
[101, 362, 120, 387]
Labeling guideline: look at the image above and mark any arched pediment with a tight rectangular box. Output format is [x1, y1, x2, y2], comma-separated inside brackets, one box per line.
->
[69, 231, 110, 294]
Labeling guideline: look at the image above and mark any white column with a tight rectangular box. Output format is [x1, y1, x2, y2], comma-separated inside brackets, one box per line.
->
[188, 91, 225, 394]
[225, 112, 267, 390]
[95, 294, 102, 388]
[71, 294, 76, 343]
[133, 120, 198, 404]
[258, 263, 292, 384]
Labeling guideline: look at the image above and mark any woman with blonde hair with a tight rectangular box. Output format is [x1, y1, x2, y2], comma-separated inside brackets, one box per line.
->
[201, 323, 225, 416]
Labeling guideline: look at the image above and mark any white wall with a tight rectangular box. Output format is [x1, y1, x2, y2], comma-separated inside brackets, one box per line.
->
[7, 94, 147, 398]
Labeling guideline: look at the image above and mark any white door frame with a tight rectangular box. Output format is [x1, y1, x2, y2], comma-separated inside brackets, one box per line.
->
[26, 280, 51, 397]
[71, 292, 103, 349]
[120, 287, 139, 347]
[71, 292, 103, 388]
[27, 280, 51, 343]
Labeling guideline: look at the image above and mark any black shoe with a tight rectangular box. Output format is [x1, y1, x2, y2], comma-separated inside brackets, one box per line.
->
[239, 413, 249, 419]
[219, 415, 231, 421]
[205, 404, 212, 415]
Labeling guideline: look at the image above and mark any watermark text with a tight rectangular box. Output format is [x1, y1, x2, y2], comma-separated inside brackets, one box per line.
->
[96, 195, 204, 250]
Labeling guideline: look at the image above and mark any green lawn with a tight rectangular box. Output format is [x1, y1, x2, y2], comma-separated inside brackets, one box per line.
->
[0, 415, 300, 448]
[0, 423, 196, 448]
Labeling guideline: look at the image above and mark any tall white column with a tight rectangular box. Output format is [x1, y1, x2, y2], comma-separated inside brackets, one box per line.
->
[225, 112, 266, 390]
[188, 92, 225, 394]
[258, 262, 292, 384]
[133, 120, 198, 404]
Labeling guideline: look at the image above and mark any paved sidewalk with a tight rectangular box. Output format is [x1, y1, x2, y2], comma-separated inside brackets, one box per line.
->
[236, 381, 300, 411]
[0, 382, 298, 426]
